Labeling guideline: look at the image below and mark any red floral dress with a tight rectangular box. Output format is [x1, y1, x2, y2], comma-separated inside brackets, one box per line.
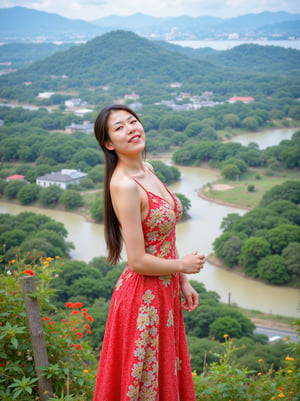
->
[93, 177, 196, 401]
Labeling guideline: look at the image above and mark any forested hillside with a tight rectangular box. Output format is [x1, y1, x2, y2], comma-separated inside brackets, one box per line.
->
[1, 30, 300, 104]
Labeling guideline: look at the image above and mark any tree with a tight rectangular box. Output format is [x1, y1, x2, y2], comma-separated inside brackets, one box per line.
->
[90, 199, 104, 222]
[174, 193, 191, 220]
[222, 236, 243, 267]
[59, 190, 84, 210]
[72, 148, 104, 167]
[184, 122, 203, 137]
[267, 224, 300, 254]
[241, 116, 259, 131]
[209, 316, 243, 341]
[260, 181, 300, 207]
[257, 255, 290, 284]
[221, 164, 240, 180]
[38, 185, 63, 207]
[223, 113, 240, 128]
[17, 183, 40, 205]
[282, 242, 300, 281]
[4, 180, 26, 199]
[238, 237, 271, 276]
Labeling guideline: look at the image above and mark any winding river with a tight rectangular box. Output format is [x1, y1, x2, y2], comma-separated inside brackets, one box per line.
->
[1, 127, 299, 317]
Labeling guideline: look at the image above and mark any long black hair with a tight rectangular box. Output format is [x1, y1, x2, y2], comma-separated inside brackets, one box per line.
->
[94, 104, 142, 265]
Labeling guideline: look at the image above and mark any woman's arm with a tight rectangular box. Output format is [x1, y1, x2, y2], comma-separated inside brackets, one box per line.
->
[177, 247, 202, 312]
[110, 177, 204, 276]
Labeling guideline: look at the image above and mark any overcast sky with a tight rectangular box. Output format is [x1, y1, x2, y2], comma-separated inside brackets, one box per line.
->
[0, 0, 299, 20]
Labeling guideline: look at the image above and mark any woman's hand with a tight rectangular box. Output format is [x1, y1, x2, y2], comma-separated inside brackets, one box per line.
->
[180, 252, 205, 274]
[180, 280, 199, 312]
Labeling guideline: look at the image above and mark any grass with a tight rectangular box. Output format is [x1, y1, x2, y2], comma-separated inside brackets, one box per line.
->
[202, 168, 300, 209]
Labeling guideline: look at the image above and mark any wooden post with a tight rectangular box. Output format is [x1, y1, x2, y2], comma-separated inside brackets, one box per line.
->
[21, 276, 54, 401]
[228, 291, 231, 306]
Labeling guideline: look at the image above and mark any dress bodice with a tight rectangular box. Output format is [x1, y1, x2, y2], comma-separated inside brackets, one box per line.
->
[132, 179, 183, 260]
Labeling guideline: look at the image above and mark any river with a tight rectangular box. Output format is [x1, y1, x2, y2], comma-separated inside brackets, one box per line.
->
[171, 40, 300, 51]
[0, 128, 299, 317]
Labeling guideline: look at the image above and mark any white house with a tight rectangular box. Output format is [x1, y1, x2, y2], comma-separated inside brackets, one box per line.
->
[65, 121, 94, 134]
[36, 169, 88, 190]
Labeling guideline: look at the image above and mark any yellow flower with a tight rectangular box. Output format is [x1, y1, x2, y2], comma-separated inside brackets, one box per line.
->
[223, 334, 229, 339]
[287, 369, 292, 373]
[278, 392, 285, 398]
[285, 356, 294, 361]
[83, 369, 89, 373]
[257, 372, 262, 376]
[192, 371, 197, 376]
[258, 359, 263, 362]
[10, 259, 16, 264]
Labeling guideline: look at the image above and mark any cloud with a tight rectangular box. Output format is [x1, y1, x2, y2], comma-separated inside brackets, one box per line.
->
[0, 0, 299, 20]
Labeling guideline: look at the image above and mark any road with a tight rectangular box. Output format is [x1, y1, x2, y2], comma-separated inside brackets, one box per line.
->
[255, 325, 298, 343]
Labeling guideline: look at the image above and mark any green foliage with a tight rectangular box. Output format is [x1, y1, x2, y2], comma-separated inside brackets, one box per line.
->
[17, 183, 41, 205]
[193, 335, 300, 400]
[90, 198, 104, 222]
[59, 190, 84, 210]
[238, 237, 271, 276]
[214, 181, 300, 285]
[257, 254, 290, 284]
[0, 254, 97, 400]
[174, 192, 191, 220]
[38, 186, 64, 207]
[0, 212, 73, 265]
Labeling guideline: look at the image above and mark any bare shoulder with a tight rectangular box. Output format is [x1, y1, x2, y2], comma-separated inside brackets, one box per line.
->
[144, 161, 154, 172]
[110, 173, 138, 197]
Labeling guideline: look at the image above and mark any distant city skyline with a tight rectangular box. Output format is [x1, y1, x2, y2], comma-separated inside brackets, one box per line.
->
[0, 0, 299, 21]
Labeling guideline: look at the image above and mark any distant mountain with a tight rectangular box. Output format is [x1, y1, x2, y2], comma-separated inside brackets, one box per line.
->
[93, 11, 300, 39]
[12, 30, 218, 86]
[1, 30, 299, 103]
[0, 7, 299, 42]
[156, 40, 300, 75]
[205, 43, 300, 74]
[213, 11, 300, 33]
[0, 6, 104, 42]
[257, 20, 300, 37]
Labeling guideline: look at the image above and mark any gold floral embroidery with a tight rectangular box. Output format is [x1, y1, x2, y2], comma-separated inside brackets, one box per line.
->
[160, 241, 171, 256]
[159, 219, 173, 235]
[115, 278, 123, 290]
[159, 274, 172, 287]
[175, 357, 182, 376]
[143, 290, 155, 305]
[167, 309, 174, 328]
[128, 289, 159, 400]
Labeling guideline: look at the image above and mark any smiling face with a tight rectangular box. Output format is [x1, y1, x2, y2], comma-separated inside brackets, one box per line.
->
[105, 109, 146, 156]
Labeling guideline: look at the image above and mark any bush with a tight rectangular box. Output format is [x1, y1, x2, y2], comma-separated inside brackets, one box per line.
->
[0, 253, 97, 400]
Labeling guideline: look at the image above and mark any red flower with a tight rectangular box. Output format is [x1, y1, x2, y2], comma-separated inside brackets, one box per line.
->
[72, 302, 83, 309]
[65, 302, 73, 308]
[23, 269, 34, 276]
[77, 344, 82, 350]
[71, 310, 79, 315]
[76, 332, 83, 338]
[85, 324, 91, 330]
[81, 308, 87, 312]
[87, 330, 92, 335]
[86, 315, 94, 322]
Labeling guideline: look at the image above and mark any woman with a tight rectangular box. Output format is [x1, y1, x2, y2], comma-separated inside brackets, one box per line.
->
[93, 104, 205, 401]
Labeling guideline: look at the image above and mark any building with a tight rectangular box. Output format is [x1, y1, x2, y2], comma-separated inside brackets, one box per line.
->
[36, 169, 88, 190]
[37, 92, 54, 99]
[228, 96, 255, 103]
[124, 93, 140, 101]
[65, 121, 94, 134]
[6, 174, 25, 182]
[65, 98, 87, 108]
